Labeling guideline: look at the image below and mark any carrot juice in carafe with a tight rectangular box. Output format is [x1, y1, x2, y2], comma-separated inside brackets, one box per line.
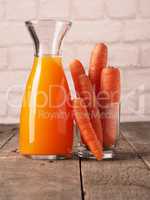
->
[19, 20, 73, 158]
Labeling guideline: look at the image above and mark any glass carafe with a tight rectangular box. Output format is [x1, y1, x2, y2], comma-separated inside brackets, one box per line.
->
[19, 20, 73, 159]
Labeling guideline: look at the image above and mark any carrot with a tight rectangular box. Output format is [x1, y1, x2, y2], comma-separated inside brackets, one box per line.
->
[69, 60, 103, 145]
[78, 74, 103, 144]
[100, 67, 120, 147]
[73, 98, 103, 160]
[69, 59, 86, 96]
[89, 43, 108, 96]
[100, 67, 120, 104]
[101, 103, 119, 147]
[69, 59, 87, 145]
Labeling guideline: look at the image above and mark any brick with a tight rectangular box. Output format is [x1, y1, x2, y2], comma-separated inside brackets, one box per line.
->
[123, 69, 150, 91]
[7, 91, 23, 117]
[0, 71, 29, 92]
[72, 0, 104, 19]
[140, 44, 150, 67]
[8, 46, 33, 69]
[0, 48, 7, 69]
[0, 93, 7, 116]
[39, 0, 69, 18]
[0, 22, 31, 45]
[123, 20, 150, 41]
[108, 44, 139, 67]
[6, 0, 37, 20]
[121, 90, 137, 115]
[67, 21, 122, 43]
[139, 0, 150, 18]
[0, 1, 5, 20]
[106, 0, 136, 18]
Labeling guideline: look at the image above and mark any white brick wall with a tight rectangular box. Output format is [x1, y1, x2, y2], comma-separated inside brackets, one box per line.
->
[121, 90, 137, 115]
[39, 0, 70, 18]
[67, 20, 123, 43]
[0, 71, 28, 92]
[0, 23, 31, 45]
[123, 20, 150, 41]
[108, 44, 139, 67]
[0, 48, 7, 69]
[139, 0, 150, 18]
[0, 1, 5, 20]
[0, 0, 150, 123]
[0, 93, 7, 116]
[123, 69, 150, 91]
[6, 0, 37, 20]
[140, 43, 150, 66]
[106, 0, 137, 18]
[7, 91, 23, 117]
[71, 0, 104, 19]
[8, 46, 33, 69]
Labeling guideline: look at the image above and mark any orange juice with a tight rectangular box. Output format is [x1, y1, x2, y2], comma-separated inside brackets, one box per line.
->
[19, 55, 73, 156]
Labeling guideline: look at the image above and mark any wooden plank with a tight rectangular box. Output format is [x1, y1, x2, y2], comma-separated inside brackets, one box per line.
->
[121, 122, 150, 169]
[81, 135, 150, 200]
[0, 124, 18, 150]
[0, 158, 81, 200]
[0, 126, 81, 200]
[0, 131, 18, 154]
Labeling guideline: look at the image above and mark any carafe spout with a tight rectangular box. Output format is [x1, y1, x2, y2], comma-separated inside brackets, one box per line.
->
[25, 19, 72, 56]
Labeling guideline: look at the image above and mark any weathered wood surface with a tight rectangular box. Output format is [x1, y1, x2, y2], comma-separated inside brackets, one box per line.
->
[81, 124, 150, 200]
[121, 122, 150, 169]
[0, 122, 150, 200]
[0, 126, 81, 200]
[0, 124, 18, 150]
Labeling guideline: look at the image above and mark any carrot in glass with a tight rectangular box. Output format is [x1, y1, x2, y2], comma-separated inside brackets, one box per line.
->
[78, 74, 103, 144]
[73, 98, 103, 160]
[69, 59, 87, 144]
[89, 43, 108, 97]
[100, 67, 120, 103]
[100, 67, 120, 147]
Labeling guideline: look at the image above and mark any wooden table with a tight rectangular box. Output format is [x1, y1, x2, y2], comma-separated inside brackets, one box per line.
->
[0, 122, 150, 200]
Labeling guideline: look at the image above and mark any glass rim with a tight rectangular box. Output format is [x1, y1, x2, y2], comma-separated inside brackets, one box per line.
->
[25, 19, 72, 27]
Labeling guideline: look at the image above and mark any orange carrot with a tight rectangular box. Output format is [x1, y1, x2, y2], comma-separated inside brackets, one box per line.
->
[78, 74, 103, 144]
[69, 60, 103, 145]
[89, 43, 108, 96]
[100, 67, 120, 147]
[69, 59, 86, 96]
[100, 67, 120, 104]
[73, 98, 103, 160]
[101, 104, 119, 147]
[69, 59, 87, 145]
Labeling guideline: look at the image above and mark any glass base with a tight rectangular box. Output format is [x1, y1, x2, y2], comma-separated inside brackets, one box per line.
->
[103, 150, 114, 159]
[22, 147, 114, 160]
[26, 154, 71, 160]
[76, 145, 114, 160]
